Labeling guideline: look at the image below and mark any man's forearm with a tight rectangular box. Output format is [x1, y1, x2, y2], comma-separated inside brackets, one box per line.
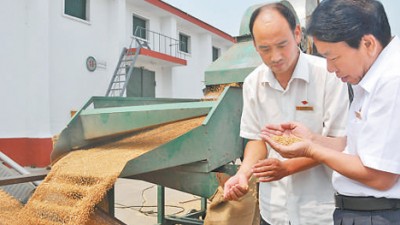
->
[312, 135, 346, 152]
[283, 157, 320, 175]
[310, 143, 399, 190]
[238, 140, 268, 179]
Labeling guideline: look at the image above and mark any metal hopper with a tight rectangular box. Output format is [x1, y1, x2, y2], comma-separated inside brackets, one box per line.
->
[51, 86, 244, 199]
[0, 87, 244, 225]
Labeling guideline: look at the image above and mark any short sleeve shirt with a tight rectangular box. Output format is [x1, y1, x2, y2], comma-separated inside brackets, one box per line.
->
[241, 52, 349, 225]
[333, 36, 400, 198]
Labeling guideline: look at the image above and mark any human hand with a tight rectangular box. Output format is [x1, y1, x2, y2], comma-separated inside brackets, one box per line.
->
[260, 122, 313, 141]
[260, 122, 314, 158]
[252, 158, 289, 182]
[262, 134, 313, 158]
[223, 173, 249, 201]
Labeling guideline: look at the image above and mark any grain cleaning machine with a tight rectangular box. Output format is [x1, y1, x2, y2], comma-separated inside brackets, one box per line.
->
[43, 91, 243, 225]
[0, 81, 249, 224]
[52, 86, 244, 198]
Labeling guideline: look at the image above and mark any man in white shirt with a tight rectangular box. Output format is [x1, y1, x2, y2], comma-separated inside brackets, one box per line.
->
[262, 0, 400, 224]
[223, 3, 349, 225]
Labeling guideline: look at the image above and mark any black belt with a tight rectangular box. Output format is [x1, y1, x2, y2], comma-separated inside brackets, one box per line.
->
[335, 193, 400, 211]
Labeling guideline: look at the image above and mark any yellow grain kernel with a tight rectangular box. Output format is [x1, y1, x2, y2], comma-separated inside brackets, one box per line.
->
[272, 136, 301, 146]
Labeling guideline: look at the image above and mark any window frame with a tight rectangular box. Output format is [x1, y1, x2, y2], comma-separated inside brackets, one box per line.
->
[212, 46, 220, 61]
[132, 14, 148, 40]
[63, 0, 90, 23]
[179, 32, 191, 54]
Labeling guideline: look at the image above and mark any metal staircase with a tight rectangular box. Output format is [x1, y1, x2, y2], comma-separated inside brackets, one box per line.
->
[105, 38, 149, 97]
[106, 27, 184, 97]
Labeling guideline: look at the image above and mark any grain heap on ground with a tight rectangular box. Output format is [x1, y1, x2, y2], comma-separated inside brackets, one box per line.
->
[0, 190, 24, 224]
[272, 135, 302, 146]
[0, 116, 204, 225]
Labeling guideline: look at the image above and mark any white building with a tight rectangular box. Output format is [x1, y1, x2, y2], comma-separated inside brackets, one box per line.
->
[0, 0, 235, 167]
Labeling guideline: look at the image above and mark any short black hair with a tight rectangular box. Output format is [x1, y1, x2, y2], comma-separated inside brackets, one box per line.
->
[249, 2, 297, 38]
[306, 0, 391, 49]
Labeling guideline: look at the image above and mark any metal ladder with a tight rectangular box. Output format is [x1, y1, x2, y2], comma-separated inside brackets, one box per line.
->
[105, 38, 150, 97]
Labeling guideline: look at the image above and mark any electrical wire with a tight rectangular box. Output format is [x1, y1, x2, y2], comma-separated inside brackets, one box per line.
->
[114, 184, 200, 217]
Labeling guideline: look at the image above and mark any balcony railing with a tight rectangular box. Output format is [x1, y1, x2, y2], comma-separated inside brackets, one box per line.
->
[130, 27, 186, 60]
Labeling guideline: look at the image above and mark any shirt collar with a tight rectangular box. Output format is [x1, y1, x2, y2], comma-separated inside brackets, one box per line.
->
[261, 50, 309, 85]
[357, 36, 399, 93]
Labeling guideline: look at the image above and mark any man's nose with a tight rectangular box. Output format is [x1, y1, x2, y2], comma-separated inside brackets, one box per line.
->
[271, 49, 282, 62]
[327, 61, 337, 73]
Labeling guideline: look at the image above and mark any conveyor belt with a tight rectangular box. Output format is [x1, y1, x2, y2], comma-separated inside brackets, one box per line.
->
[16, 117, 204, 225]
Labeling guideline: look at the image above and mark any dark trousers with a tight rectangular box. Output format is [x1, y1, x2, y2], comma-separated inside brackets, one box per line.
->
[260, 217, 271, 225]
[334, 208, 400, 225]
[260, 217, 291, 225]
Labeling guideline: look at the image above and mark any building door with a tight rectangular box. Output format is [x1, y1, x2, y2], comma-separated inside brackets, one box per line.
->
[126, 67, 155, 97]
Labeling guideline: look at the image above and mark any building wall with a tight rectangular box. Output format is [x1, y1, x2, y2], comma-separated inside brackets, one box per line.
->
[0, 1, 52, 166]
[0, 0, 234, 167]
[48, 0, 122, 135]
[0, 1, 51, 138]
[157, 16, 177, 98]
[172, 33, 212, 98]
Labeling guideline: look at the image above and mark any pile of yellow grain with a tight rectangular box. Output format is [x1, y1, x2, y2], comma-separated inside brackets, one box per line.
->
[203, 83, 242, 99]
[0, 190, 24, 224]
[272, 135, 302, 146]
[0, 116, 204, 225]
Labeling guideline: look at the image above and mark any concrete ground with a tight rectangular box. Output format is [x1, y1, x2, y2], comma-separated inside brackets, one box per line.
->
[114, 178, 204, 225]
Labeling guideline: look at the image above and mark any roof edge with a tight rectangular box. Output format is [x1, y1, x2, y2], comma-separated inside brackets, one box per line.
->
[145, 0, 236, 43]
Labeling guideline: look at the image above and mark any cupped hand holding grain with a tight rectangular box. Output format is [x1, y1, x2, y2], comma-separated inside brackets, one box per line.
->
[262, 134, 312, 158]
[260, 122, 314, 141]
[259, 122, 314, 158]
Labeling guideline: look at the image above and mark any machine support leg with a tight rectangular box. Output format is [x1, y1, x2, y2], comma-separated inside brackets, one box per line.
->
[107, 186, 115, 217]
[157, 185, 165, 225]
[201, 197, 207, 219]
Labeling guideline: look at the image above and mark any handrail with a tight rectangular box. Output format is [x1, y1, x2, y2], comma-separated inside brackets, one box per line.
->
[130, 27, 186, 60]
[0, 171, 48, 186]
[0, 151, 44, 186]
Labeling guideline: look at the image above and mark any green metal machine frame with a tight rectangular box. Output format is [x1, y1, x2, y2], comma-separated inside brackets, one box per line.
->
[51, 87, 244, 224]
[53, 87, 243, 198]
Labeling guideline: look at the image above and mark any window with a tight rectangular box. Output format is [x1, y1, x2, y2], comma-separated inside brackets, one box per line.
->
[64, 0, 88, 21]
[133, 15, 147, 39]
[179, 33, 190, 53]
[212, 46, 220, 61]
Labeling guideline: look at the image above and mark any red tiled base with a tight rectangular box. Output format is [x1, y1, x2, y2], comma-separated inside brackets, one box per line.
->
[0, 138, 52, 167]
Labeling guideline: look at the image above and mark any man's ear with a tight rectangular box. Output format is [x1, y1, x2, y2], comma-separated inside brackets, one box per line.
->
[294, 24, 302, 45]
[361, 34, 381, 57]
